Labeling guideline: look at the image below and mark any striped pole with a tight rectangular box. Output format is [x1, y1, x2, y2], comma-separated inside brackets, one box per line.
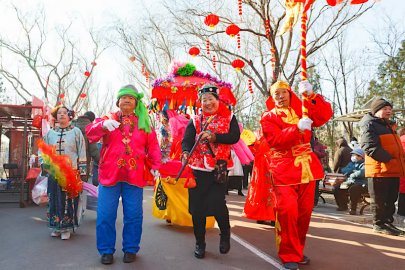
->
[301, 11, 309, 118]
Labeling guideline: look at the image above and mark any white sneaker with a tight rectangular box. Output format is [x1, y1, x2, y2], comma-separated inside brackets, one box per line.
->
[51, 231, 61, 237]
[61, 231, 71, 240]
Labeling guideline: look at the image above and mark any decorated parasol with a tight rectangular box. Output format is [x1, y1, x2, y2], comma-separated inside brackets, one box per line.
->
[151, 61, 236, 114]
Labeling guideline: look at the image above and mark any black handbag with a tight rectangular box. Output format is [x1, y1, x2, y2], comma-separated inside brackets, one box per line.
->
[213, 159, 228, 184]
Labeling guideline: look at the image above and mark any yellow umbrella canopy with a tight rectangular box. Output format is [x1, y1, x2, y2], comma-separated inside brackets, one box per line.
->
[240, 129, 256, 146]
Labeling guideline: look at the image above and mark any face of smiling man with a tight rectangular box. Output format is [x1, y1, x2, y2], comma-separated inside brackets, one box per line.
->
[118, 95, 137, 115]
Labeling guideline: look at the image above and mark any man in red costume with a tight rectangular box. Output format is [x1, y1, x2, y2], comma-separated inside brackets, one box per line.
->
[260, 80, 332, 270]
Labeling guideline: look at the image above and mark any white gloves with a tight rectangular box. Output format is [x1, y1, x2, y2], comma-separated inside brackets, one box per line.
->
[298, 117, 313, 131]
[103, 119, 120, 131]
[298, 80, 313, 95]
[150, 169, 160, 179]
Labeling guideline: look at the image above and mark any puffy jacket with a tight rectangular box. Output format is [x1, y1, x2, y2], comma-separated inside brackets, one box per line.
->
[359, 113, 405, 178]
[332, 138, 352, 173]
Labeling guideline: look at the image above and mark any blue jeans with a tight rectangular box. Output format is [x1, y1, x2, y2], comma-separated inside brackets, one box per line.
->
[96, 182, 143, 255]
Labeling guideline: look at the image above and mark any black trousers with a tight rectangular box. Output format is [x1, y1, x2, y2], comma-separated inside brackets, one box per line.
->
[242, 162, 253, 188]
[189, 170, 230, 245]
[368, 177, 399, 225]
[333, 183, 367, 210]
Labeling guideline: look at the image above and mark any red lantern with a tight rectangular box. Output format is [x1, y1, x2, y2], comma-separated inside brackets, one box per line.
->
[84, 71, 91, 77]
[212, 55, 217, 71]
[129, 56, 136, 62]
[79, 93, 87, 98]
[59, 93, 65, 99]
[206, 39, 210, 55]
[204, 14, 219, 28]
[248, 79, 253, 94]
[226, 24, 240, 37]
[189, 47, 200, 57]
[141, 64, 145, 75]
[350, 0, 368, 4]
[265, 19, 270, 38]
[231, 59, 245, 71]
[238, 0, 243, 16]
[237, 33, 241, 50]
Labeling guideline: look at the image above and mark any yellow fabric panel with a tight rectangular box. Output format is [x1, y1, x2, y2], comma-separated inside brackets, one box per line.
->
[152, 177, 215, 228]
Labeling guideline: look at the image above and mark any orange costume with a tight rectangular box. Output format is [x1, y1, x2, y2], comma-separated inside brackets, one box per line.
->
[260, 81, 332, 264]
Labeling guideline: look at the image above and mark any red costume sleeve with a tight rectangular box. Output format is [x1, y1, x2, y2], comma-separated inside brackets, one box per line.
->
[307, 94, 333, 127]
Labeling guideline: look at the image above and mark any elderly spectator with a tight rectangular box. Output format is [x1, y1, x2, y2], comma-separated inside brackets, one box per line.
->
[332, 138, 352, 173]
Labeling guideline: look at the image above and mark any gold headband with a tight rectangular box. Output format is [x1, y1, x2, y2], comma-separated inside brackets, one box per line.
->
[270, 81, 290, 95]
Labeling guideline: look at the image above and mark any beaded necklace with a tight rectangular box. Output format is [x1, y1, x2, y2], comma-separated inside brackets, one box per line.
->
[119, 114, 136, 155]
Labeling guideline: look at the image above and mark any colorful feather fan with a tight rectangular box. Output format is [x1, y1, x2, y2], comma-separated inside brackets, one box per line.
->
[37, 139, 83, 198]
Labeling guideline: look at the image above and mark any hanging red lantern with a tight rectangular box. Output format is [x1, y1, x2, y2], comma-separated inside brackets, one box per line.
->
[206, 39, 210, 55]
[204, 14, 220, 28]
[231, 59, 245, 71]
[237, 33, 241, 50]
[145, 71, 149, 85]
[59, 93, 65, 99]
[226, 24, 240, 37]
[212, 55, 217, 71]
[79, 93, 87, 98]
[142, 64, 145, 74]
[265, 19, 270, 38]
[189, 47, 200, 57]
[238, 0, 243, 16]
[129, 56, 136, 62]
[84, 71, 91, 77]
[350, 0, 368, 4]
[248, 79, 253, 94]
[91, 61, 97, 66]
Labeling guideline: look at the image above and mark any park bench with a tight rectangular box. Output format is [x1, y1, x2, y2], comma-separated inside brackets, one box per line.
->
[319, 173, 370, 215]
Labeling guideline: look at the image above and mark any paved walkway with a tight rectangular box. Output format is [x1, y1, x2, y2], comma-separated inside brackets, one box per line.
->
[0, 187, 404, 270]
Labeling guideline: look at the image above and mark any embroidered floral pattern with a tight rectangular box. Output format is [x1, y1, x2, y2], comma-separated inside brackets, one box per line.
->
[117, 158, 126, 168]
[128, 158, 137, 170]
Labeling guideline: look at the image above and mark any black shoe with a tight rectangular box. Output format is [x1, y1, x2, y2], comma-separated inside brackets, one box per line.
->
[101, 254, 114, 265]
[298, 255, 310, 265]
[349, 209, 357, 215]
[219, 233, 231, 254]
[194, 243, 206, 259]
[238, 191, 245, 196]
[385, 223, 405, 236]
[373, 224, 400, 236]
[123, 252, 136, 263]
[283, 262, 298, 270]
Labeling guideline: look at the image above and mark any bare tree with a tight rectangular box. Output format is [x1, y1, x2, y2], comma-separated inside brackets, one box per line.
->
[0, 6, 108, 112]
[161, 0, 372, 98]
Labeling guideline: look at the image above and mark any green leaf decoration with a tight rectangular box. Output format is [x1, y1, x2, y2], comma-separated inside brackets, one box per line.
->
[176, 63, 196, 76]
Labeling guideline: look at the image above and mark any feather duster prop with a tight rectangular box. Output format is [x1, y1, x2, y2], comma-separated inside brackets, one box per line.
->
[37, 139, 83, 198]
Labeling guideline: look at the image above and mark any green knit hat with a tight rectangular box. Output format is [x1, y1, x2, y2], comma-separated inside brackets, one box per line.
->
[116, 85, 151, 133]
